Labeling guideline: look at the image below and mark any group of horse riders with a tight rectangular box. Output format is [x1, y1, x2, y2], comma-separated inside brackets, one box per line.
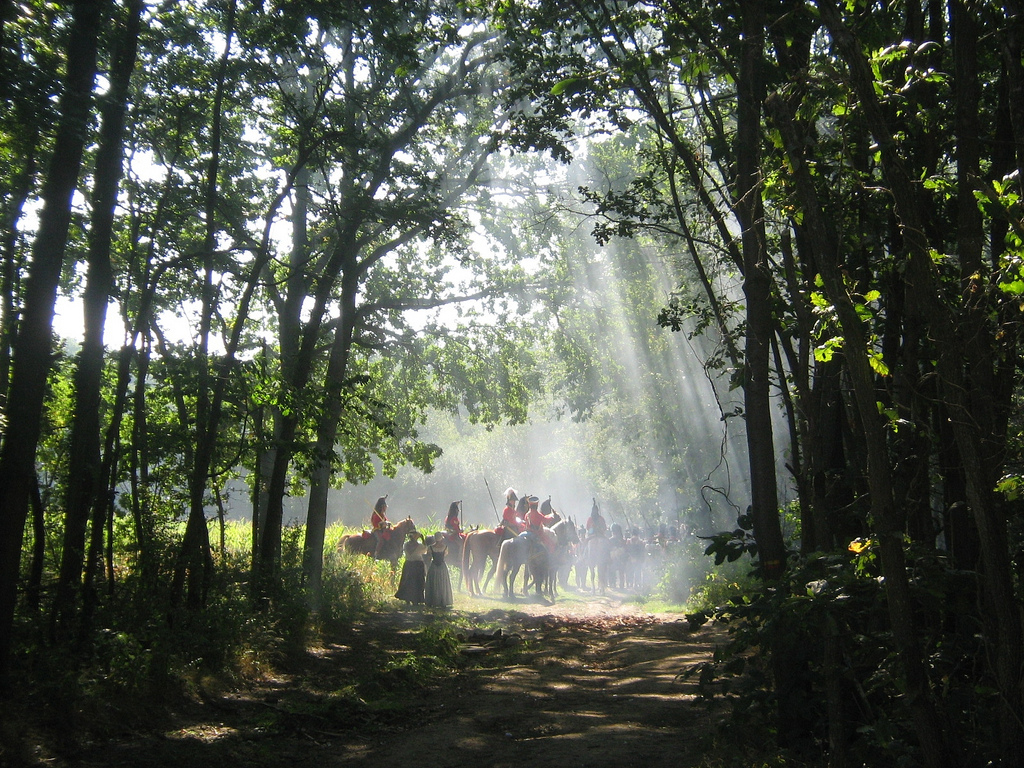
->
[361, 488, 668, 597]
[499, 488, 564, 554]
[370, 495, 465, 546]
[370, 487, 569, 557]
[371, 488, 614, 546]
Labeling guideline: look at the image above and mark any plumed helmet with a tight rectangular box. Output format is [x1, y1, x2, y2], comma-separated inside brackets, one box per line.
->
[504, 487, 518, 503]
[375, 495, 388, 512]
[448, 501, 461, 516]
[540, 497, 553, 515]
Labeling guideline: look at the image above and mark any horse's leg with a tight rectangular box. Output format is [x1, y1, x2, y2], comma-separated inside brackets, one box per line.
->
[462, 539, 476, 596]
[476, 550, 490, 594]
[468, 555, 480, 596]
[482, 551, 498, 593]
[496, 553, 509, 598]
[473, 545, 488, 596]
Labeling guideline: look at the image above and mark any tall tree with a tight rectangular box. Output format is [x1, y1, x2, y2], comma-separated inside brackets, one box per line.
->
[249, 5, 525, 602]
[53, 0, 144, 643]
[0, 0, 108, 684]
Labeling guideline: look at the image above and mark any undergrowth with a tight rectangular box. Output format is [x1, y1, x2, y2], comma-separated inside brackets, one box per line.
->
[4, 521, 436, 763]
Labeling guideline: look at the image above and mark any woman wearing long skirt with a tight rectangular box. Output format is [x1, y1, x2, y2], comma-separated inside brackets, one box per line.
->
[424, 534, 454, 608]
[395, 531, 428, 604]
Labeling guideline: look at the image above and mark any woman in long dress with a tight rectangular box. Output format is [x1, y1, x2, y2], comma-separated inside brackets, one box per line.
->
[424, 534, 454, 608]
[395, 531, 428, 604]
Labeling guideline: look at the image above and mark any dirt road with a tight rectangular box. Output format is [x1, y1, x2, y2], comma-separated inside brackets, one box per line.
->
[336, 595, 728, 768]
[58, 592, 729, 768]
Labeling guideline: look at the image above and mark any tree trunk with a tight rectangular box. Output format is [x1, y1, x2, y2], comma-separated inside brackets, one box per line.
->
[0, 0, 106, 686]
[773, 7, 963, 761]
[302, 279, 358, 612]
[171, 0, 238, 611]
[735, 0, 785, 579]
[0, 149, 38, 406]
[54, 0, 143, 643]
[130, 339, 153, 578]
[26, 476, 45, 613]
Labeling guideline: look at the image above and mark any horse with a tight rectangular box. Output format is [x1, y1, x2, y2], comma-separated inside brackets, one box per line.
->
[339, 516, 417, 567]
[461, 525, 513, 596]
[495, 532, 551, 600]
[549, 518, 580, 592]
[576, 533, 611, 594]
[607, 524, 630, 589]
[623, 530, 647, 589]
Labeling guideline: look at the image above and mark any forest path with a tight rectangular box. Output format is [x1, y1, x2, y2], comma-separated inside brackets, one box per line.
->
[55, 591, 732, 768]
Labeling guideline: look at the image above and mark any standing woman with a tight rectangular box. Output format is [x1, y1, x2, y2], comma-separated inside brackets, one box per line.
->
[424, 534, 454, 608]
[395, 531, 428, 604]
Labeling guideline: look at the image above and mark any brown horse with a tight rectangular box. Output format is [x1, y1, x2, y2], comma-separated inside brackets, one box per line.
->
[461, 525, 512, 596]
[339, 516, 416, 567]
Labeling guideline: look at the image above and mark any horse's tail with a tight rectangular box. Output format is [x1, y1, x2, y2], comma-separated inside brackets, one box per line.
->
[495, 538, 510, 579]
[461, 531, 473, 572]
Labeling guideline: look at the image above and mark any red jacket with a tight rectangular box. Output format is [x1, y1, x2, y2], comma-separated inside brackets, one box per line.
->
[525, 507, 556, 530]
[502, 503, 525, 532]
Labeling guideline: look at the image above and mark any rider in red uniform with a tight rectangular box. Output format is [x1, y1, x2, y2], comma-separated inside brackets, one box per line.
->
[371, 496, 390, 530]
[585, 499, 607, 539]
[371, 495, 393, 554]
[445, 500, 464, 539]
[501, 488, 526, 533]
[525, 496, 559, 554]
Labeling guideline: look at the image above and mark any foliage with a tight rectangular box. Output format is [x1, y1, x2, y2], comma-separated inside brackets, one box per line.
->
[373, 621, 462, 692]
[697, 544, 995, 765]
[6, 0, 1024, 764]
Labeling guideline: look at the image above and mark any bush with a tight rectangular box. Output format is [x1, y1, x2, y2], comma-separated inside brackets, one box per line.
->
[644, 533, 755, 611]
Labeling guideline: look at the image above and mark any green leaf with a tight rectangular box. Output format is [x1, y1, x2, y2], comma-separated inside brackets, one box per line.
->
[998, 279, 1024, 296]
[868, 352, 889, 376]
[551, 77, 586, 97]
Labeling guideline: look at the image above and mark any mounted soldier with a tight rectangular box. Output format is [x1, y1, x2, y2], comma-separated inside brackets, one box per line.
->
[371, 495, 393, 555]
[585, 498, 607, 539]
[502, 487, 526, 534]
